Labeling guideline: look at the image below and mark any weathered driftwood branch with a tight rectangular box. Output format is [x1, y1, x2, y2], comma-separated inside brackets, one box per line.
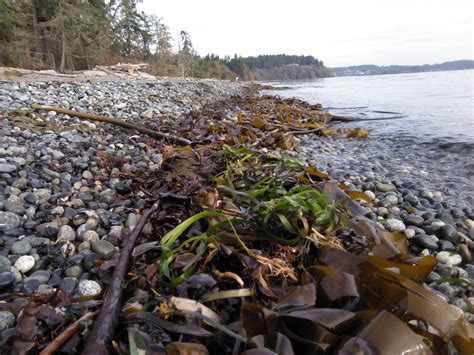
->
[81, 201, 160, 355]
[32, 104, 192, 146]
[39, 311, 98, 355]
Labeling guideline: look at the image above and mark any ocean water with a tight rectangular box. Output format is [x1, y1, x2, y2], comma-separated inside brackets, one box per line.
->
[261, 69, 474, 147]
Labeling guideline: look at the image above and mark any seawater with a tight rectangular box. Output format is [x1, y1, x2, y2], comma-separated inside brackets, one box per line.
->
[262, 69, 474, 148]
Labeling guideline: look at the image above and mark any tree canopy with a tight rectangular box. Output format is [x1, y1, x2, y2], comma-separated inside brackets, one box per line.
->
[0, 1, 329, 80]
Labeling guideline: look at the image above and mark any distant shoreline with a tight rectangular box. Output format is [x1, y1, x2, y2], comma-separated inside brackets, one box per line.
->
[330, 59, 474, 77]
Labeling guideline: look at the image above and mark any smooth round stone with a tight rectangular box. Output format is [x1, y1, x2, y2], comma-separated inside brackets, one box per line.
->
[82, 230, 99, 243]
[60, 277, 78, 294]
[413, 234, 438, 250]
[377, 207, 389, 217]
[0, 311, 15, 330]
[64, 266, 83, 279]
[427, 271, 441, 283]
[82, 170, 93, 180]
[76, 224, 93, 239]
[403, 215, 424, 227]
[0, 256, 12, 273]
[77, 280, 102, 296]
[459, 244, 472, 263]
[381, 195, 398, 207]
[36, 284, 54, 295]
[91, 240, 116, 259]
[143, 222, 153, 236]
[126, 213, 138, 228]
[10, 240, 32, 255]
[0, 164, 17, 173]
[22, 279, 40, 293]
[57, 225, 76, 242]
[436, 265, 454, 277]
[10, 267, 22, 282]
[0, 212, 22, 231]
[450, 208, 464, 218]
[0, 272, 15, 290]
[424, 220, 445, 235]
[421, 211, 435, 222]
[51, 206, 65, 217]
[85, 217, 99, 230]
[439, 240, 455, 251]
[438, 225, 458, 243]
[3, 201, 26, 215]
[404, 229, 416, 239]
[35, 222, 59, 238]
[23, 193, 37, 205]
[13, 255, 35, 273]
[24, 270, 51, 284]
[436, 251, 462, 267]
[12, 177, 28, 189]
[376, 182, 396, 192]
[464, 219, 474, 230]
[404, 194, 419, 206]
[384, 218, 406, 232]
[78, 241, 91, 252]
[364, 190, 376, 200]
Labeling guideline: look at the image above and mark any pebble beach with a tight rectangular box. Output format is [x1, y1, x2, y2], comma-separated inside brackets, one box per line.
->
[0, 74, 473, 342]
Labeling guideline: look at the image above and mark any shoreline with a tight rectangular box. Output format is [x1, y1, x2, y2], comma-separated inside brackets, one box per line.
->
[0, 76, 473, 351]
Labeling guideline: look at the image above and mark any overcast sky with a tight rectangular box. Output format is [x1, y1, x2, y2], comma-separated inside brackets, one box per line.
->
[139, 0, 473, 67]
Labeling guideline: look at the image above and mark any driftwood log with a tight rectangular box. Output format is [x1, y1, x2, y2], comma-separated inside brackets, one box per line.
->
[81, 201, 160, 354]
[32, 104, 192, 145]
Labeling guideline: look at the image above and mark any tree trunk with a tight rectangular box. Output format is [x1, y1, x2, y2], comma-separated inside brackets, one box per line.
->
[60, 29, 66, 73]
[31, 2, 43, 61]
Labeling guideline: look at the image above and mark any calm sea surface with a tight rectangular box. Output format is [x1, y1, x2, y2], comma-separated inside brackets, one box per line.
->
[262, 69, 474, 146]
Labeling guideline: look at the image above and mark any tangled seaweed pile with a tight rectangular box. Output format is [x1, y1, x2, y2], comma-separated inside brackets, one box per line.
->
[1, 95, 473, 354]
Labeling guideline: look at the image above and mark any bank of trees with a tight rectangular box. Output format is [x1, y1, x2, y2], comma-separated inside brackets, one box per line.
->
[0, 1, 329, 80]
[221, 54, 330, 80]
[0, 0, 234, 78]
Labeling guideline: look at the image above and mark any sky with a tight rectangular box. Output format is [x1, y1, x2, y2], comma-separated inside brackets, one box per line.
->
[139, 0, 474, 67]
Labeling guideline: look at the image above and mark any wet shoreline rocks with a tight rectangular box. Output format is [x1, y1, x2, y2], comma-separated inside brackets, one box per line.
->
[290, 134, 474, 322]
[0, 77, 249, 336]
[0, 75, 473, 341]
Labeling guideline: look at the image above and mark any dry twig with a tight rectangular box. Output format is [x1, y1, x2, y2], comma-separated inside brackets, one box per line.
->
[39, 311, 98, 355]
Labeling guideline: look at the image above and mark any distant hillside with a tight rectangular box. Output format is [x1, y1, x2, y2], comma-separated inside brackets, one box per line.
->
[221, 54, 331, 80]
[332, 60, 474, 77]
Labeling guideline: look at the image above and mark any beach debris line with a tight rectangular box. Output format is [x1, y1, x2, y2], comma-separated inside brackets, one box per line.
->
[114, 143, 472, 354]
[1, 94, 471, 353]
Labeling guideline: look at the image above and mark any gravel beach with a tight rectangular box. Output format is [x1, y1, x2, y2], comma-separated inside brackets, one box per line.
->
[0, 75, 473, 346]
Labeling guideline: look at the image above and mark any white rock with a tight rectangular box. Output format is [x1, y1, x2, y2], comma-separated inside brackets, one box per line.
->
[0, 311, 15, 330]
[436, 251, 463, 267]
[13, 255, 35, 273]
[10, 266, 22, 282]
[364, 190, 376, 200]
[464, 219, 474, 230]
[78, 280, 102, 296]
[404, 229, 416, 239]
[385, 218, 406, 232]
